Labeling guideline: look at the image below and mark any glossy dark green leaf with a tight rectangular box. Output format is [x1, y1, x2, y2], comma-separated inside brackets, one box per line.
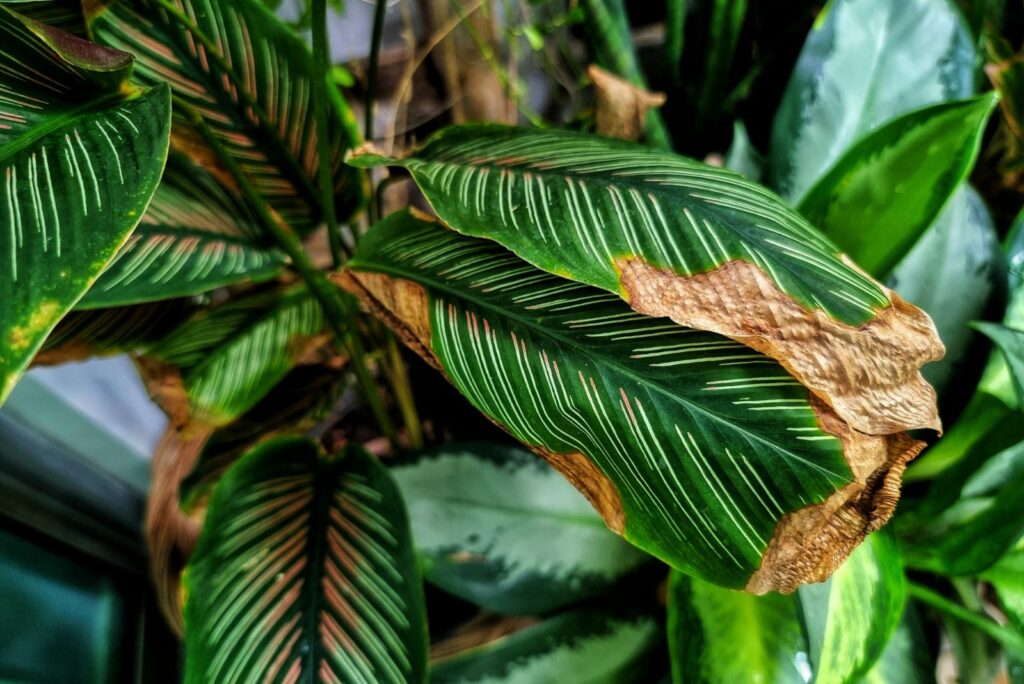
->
[392, 442, 648, 615]
[770, 0, 976, 201]
[667, 571, 808, 684]
[798, 95, 996, 278]
[798, 533, 906, 683]
[887, 185, 1000, 393]
[183, 437, 428, 684]
[973, 322, 1024, 406]
[0, 7, 172, 403]
[0, 0, 83, 33]
[149, 285, 325, 426]
[80, 152, 286, 308]
[89, 0, 363, 231]
[430, 607, 663, 683]
[344, 211, 917, 593]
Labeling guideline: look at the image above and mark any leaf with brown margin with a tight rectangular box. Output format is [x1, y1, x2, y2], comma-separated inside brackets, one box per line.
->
[346, 125, 944, 438]
[339, 211, 924, 593]
[589, 65, 666, 142]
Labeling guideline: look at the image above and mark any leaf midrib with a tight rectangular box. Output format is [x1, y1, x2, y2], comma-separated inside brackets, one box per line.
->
[353, 259, 852, 483]
[0, 90, 125, 160]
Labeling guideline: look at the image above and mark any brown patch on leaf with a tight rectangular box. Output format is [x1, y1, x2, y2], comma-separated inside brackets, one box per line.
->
[135, 355, 191, 430]
[147, 425, 213, 637]
[535, 445, 625, 534]
[431, 614, 539, 663]
[618, 257, 944, 435]
[745, 397, 924, 594]
[338, 268, 627, 533]
[589, 65, 666, 142]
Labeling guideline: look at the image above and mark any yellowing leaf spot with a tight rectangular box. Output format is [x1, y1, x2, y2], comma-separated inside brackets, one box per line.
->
[8, 300, 61, 351]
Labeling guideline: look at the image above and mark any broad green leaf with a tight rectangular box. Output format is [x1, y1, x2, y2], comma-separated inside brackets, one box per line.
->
[858, 604, 934, 684]
[342, 211, 922, 593]
[724, 121, 762, 182]
[798, 95, 996, 277]
[0, 0, 83, 32]
[580, 0, 670, 148]
[350, 125, 945, 437]
[973, 322, 1024, 406]
[148, 285, 325, 426]
[80, 152, 286, 308]
[769, 0, 976, 202]
[667, 571, 808, 684]
[183, 437, 428, 684]
[36, 298, 195, 363]
[0, 8, 172, 404]
[179, 363, 344, 512]
[887, 185, 1000, 393]
[392, 442, 648, 615]
[982, 550, 1024, 631]
[89, 0, 363, 231]
[430, 607, 663, 683]
[798, 533, 906, 683]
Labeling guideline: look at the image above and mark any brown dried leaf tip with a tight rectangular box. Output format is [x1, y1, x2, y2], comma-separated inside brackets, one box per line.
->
[588, 65, 666, 142]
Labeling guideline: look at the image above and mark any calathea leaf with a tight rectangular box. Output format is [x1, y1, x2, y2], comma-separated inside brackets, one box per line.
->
[88, 0, 363, 231]
[349, 125, 944, 438]
[667, 571, 808, 684]
[80, 152, 286, 308]
[0, 7, 172, 404]
[798, 95, 996, 278]
[391, 442, 649, 615]
[146, 285, 326, 427]
[769, 0, 976, 202]
[183, 437, 428, 684]
[430, 607, 663, 684]
[339, 211, 924, 593]
[0, 0, 84, 33]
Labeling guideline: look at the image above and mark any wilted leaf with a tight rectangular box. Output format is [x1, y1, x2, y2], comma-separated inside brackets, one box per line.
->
[392, 442, 648, 614]
[184, 438, 428, 683]
[339, 211, 924, 593]
[0, 7, 171, 403]
[349, 125, 944, 438]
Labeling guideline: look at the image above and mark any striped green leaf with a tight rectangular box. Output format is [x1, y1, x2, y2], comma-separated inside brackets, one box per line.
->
[149, 285, 325, 427]
[798, 95, 996, 277]
[89, 0, 363, 231]
[179, 363, 344, 512]
[391, 442, 648, 615]
[667, 571, 808, 684]
[341, 211, 922, 593]
[430, 607, 662, 683]
[668, 532, 908, 684]
[0, 7, 172, 403]
[769, 0, 976, 202]
[799, 533, 906, 683]
[80, 152, 286, 308]
[349, 125, 945, 438]
[183, 437, 428, 684]
[887, 185, 1000, 394]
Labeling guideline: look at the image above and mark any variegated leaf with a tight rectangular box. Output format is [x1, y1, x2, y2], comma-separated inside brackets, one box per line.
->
[798, 95, 996, 277]
[392, 442, 648, 614]
[769, 0, 976, 202]
[430, 608, 662, 683]
[81, 152, 286, 308]
[339, 211, 923, 593]
[89, 0, 363, 231]
[0, 7, 171, 403]
[148, 285, 325, 427]
[184, 437, 428, 684]
[349, 125, 944, 438]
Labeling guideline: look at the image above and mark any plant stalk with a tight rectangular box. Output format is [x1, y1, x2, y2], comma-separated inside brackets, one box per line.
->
[365, 0, 388, 142]
[311, 0, 346, 266]
[908, 582, 1024, 660]
[177, 98, 397, 447]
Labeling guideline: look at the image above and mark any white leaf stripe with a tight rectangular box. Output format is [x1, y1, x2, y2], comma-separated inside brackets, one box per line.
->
[387, 126, 890, 326]
[184, 440, 426, 684]
[350, 216, 852, 587]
